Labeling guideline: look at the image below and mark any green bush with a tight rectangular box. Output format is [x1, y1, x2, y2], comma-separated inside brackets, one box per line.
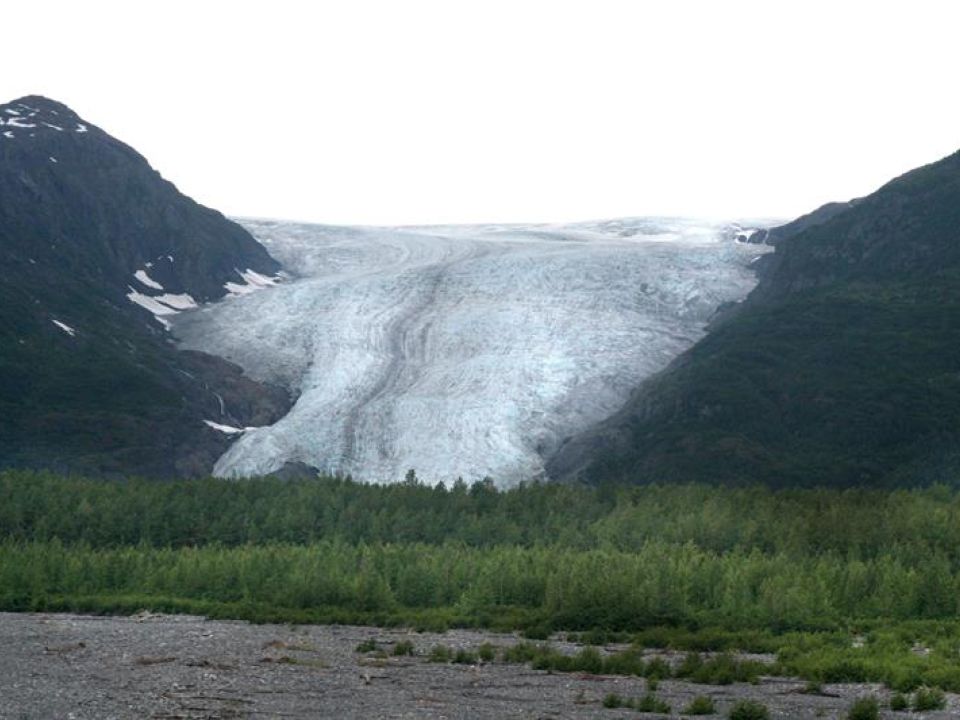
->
[428, 644, 452, 663]
[453, 648, 478, 664]
[683, 695, 716, 715]
[602, 692, 623, 708]
[392, 639, 415, 656]
[644, 656, 671, 679]
[691, 654, 766, 685]
[574, 646, 604, 674]
[913, 686, 946, 711]
[478, 642, 497, 662]
[355, 638, 377, 653]
[502, 641, 541, 663]
[602, 648, 646, 676]
[728, 700, 769, 720]
[633, 693, 671, 713]
[676, 652, 705, 678]
[521, 623, 551, 640]
[889, 692, 908, 711]
[847, 696, 879, 720]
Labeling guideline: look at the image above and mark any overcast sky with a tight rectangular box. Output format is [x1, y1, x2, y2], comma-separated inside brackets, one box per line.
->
[4, 1, 959, 225]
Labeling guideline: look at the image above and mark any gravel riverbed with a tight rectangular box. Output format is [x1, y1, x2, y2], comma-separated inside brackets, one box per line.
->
[1, 612, 955, 719]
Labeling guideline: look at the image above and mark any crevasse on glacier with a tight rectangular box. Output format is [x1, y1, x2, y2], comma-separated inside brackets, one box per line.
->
[174, 218, 769, 485]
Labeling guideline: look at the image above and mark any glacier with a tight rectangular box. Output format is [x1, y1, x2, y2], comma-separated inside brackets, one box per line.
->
[173, 217, 770, 485]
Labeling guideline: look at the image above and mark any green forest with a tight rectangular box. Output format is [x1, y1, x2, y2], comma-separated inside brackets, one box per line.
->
[4, 470, 960, 691]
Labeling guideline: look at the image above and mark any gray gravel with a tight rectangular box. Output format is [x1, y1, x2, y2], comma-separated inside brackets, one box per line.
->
[1, 612, 956, 719]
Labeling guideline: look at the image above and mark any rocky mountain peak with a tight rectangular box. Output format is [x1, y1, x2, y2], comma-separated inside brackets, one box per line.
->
[0, 94, 281, 312]
[0, 95, 97, 140]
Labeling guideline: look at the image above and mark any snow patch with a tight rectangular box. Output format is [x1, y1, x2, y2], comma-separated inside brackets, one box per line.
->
[204, 420, 252, 435]
[126, 280, 200, 330]
[224, 268, 281, 297]
[127, 287, 180, 317]
[42, 122, 63, 132]
[134, 269, 164, 290]
[51, 319, 76, 337]
[49, 156, 57, 163]
[75, 123, 88, 133]
[154, 293, 198, 310]
[6, 117, 36, 129]
[2, 131, 13, 139]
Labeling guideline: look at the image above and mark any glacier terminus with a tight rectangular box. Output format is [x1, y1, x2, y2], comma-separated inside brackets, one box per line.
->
[174, 218, 770, 485]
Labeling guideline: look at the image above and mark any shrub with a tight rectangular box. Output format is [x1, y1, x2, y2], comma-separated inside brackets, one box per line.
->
[478, 642, 496, 662]
[453, 648, 478, 664]
[428, 644, 452, 663]
[503, 641, 541, 663]
[846, 696, 879, 720]
[676, 652, 705, 678]
[602, 692, 623, 708]
[521, 623, 551, 640]
[728, 700, 769, 720]
[634, 693, 671, 713]
[574, 646, 605, 674]
[392, 639, 415, 656]
[601, 648, 646, 676]
[645, 656, 672, 679]
[683, 695, 717, 715]
[355, 638, 377, 653]
[889, 692, 908, 711]
[912, 686, 946, 711]
[692, 654, 766, 686]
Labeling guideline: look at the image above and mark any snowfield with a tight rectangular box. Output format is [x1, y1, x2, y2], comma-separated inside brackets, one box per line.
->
[174, 218, 770, 485]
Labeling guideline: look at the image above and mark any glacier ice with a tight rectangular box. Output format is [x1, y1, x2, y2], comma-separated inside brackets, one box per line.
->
[173, 217, 770, 485]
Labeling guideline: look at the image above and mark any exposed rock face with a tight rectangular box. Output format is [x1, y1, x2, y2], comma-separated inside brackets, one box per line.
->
[549, 150, 960, 488]
[0, 95, 290, 478]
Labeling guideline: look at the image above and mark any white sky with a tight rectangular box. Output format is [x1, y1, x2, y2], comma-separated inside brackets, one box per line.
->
[4, 0, 959, 225]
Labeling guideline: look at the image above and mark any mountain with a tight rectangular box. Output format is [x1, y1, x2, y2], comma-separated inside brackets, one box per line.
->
[0, 95, 290, 477]
[549, 149, 960, 488]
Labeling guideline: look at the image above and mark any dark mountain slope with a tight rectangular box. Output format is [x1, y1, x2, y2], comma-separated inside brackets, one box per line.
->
[0, 96, 289, 477]
[549, 150, 960, 488]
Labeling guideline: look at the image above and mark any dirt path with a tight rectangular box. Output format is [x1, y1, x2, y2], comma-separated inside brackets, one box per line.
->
[1, 612, 954, 719]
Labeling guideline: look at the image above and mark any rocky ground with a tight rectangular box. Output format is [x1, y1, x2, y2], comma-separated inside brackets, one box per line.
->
[1, 612, 956, 719]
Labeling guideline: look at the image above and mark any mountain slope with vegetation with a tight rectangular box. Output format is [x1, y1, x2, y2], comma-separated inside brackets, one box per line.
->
[549, 149, 960, 488]
[0, 96, 289, 477]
